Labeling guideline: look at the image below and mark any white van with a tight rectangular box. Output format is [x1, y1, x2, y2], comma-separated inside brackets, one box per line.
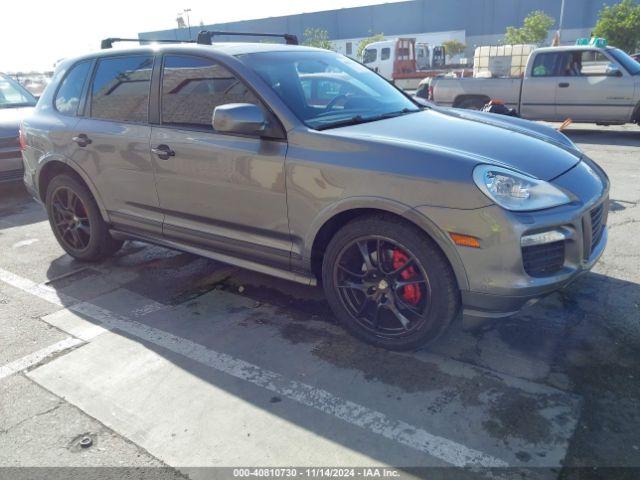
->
[362, 39, 396, 79]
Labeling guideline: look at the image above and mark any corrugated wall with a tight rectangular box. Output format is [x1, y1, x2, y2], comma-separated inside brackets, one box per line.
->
[139, 0, 618, 42]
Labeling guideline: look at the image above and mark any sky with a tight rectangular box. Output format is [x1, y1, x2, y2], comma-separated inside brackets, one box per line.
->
[1, 0, 405, 73]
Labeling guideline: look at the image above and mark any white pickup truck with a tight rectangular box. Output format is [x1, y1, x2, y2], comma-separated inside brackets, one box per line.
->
[428, 45, 640, 125]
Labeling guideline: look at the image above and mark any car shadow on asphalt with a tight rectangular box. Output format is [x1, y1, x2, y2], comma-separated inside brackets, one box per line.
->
[36, 241, 640, 476]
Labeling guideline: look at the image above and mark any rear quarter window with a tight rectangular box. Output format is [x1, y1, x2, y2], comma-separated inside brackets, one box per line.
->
[55, 61, 92, 115]
[90, 55, 153, 123]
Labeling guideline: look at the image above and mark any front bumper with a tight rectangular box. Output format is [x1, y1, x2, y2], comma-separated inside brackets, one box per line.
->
[415, 159, 609, 319]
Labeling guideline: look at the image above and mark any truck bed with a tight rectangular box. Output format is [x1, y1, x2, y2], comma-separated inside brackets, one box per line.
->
[431, 77, 522, 110]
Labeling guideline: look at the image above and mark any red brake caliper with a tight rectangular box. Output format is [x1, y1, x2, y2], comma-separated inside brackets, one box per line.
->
[392, 249, 421, 305]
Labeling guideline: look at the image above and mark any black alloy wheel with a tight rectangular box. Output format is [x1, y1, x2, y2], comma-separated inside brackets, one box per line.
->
[51, 186, 91, 251]
[322, 214, 460, 350]
[333, 236, 431, 338]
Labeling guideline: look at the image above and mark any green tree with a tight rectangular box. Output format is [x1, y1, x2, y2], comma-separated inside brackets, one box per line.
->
[441, 40, 466, 60]
[303, 28, 333, 50]
[357, 33, 385, 59]
[504, 10, 555, 45]
[593, 0, 640, 53]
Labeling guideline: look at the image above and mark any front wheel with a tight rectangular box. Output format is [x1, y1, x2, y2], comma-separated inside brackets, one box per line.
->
[322, 215, 460, 350]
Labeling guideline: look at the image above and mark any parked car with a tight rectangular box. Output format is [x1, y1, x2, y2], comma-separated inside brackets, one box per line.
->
[430, 45, 640, 124]
[22, 40, 609, 350]
[1, 73, 37, 183]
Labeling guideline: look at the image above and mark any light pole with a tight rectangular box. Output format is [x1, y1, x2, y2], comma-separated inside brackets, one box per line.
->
[558, 0, 566, 44]
[180, 8, 192, 39]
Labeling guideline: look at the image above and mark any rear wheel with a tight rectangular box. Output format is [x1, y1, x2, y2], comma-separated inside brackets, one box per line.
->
[46, 174, 123, 261]
[455, 96, 488, 110]
[322, 215, 460, 350]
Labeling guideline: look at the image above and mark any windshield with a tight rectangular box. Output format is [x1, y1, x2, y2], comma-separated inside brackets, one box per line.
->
[238, 50, 419, 130]
[0, 75, 37, 108]
[608, 48, 640, 75]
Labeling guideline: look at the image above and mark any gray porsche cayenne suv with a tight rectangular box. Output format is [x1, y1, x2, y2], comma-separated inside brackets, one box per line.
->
[21, 41, 609, 350]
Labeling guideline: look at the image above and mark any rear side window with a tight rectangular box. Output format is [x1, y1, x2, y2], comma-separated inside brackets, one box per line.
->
[381, 48, 391, 61]
[160, 55, 260, 130]
[531, 52, 563, 77]
[90, 55, 153, 123]
[55, 61, 91, 115]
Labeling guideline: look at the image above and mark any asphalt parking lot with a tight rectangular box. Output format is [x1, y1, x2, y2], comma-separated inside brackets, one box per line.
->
[0, 124, 638, 479]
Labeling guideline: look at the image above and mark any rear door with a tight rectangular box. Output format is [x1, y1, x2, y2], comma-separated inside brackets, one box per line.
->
[520, 51, 563, 120]
[554, 49, 636, 122]
[150, 54, 291, 269]
[73, 54, 162, 234]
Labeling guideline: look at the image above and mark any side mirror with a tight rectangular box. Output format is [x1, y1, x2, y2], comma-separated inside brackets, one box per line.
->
[607, 64, 623, 77]
[213, 103, 266, 135]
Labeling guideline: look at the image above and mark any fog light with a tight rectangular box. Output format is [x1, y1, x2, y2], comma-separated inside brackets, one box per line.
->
[521, 229, 569, 247]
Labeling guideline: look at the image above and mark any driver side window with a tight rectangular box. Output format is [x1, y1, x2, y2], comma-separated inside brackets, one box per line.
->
[161, 54, 261, 130]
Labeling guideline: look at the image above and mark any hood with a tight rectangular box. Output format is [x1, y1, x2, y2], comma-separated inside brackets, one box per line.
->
[0, 107, 34, 139]
[327, 109, 581, 181]
[444, 107, 578, 150]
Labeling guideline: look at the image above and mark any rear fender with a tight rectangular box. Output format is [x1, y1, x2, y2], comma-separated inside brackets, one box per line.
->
[37, 154, 110, 222]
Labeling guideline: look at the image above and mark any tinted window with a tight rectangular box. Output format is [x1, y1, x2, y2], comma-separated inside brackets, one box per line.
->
[55, 61, 91, 115]
[161, 55, 259, 130]
[381, 48, 391, 61]
[363, 48, 377, 64]
[346, 42, 352, 55]
[91, 55, 153, 122]
[531, 52, 563, 77]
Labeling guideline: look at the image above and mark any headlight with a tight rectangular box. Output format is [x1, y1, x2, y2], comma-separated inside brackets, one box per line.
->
[473, 165, 570, 211]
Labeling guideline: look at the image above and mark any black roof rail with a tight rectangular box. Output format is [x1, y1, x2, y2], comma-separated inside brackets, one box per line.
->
[100, 38, 194, 49]
[196, 30, 299, 46]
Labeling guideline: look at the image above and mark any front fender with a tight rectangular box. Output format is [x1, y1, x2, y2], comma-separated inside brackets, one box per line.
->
[303, 196, 470, 291]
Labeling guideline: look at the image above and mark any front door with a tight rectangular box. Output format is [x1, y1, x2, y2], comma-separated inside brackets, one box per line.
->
[150, 54, 291, 269]
[554, 50, 636, 122]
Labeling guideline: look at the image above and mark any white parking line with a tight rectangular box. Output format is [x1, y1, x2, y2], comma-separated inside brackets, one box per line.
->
[0, 266, 508, 467]
[0, 337, 83, 380]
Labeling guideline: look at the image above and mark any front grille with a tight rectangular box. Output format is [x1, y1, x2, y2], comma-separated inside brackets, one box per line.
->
[590, 203, 606, 253]
[522, 240, 565, 277]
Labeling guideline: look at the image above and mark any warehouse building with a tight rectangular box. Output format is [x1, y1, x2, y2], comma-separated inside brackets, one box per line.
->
[139, 0, 620, 58]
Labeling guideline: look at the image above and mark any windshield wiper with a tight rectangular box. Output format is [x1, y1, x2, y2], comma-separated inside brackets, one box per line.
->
[316, 108, 419, 131]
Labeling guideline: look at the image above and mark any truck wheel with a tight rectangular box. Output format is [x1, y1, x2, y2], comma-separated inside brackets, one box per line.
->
[455, 97, 488, 110]
[45, 174, 123, 262]
[322, 214, 460, 351]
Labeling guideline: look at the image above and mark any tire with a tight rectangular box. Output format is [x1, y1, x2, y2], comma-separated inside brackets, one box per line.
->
[322, 214, 460, 351]
[45, 174, 123, 262]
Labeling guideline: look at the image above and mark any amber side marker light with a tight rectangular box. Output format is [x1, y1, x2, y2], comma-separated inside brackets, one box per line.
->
[449, 232, 481, 248]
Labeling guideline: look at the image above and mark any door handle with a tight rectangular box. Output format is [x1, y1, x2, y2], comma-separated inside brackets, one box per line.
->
[558, 82, 570, 88]
[151, 144, 175, 159]
[72, 134, 92, 147]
